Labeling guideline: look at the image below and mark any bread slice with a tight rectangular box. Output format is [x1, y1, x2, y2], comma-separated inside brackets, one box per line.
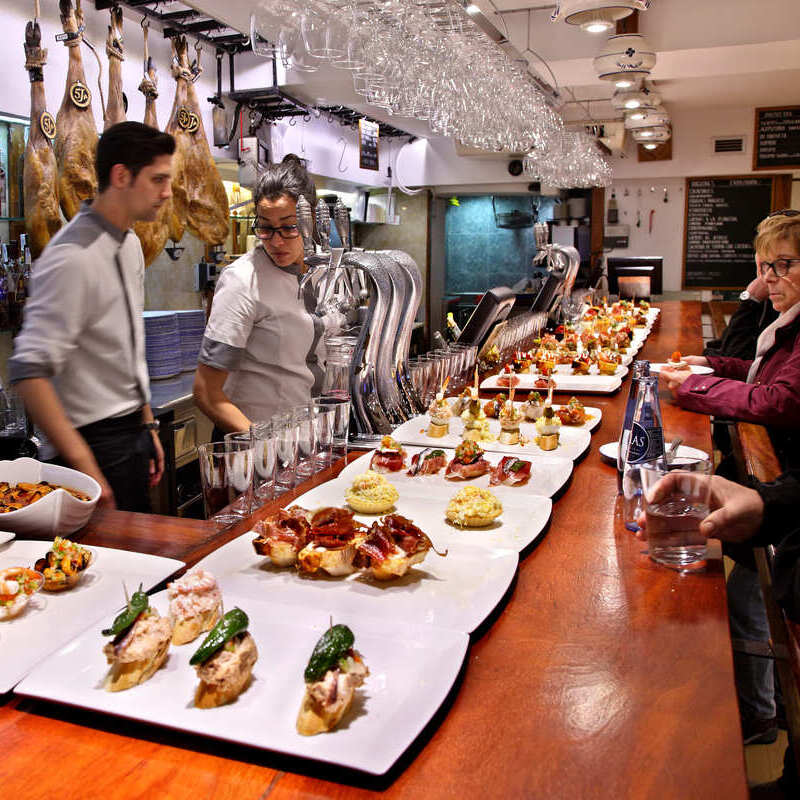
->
[104, 636, 171, 692]
[194, 632, 258, 708]
[171, 605, 221, 646]
[427, 421, 448, 438]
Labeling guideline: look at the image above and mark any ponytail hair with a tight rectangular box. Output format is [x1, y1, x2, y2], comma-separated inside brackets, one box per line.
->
[255, 153, 316, 209]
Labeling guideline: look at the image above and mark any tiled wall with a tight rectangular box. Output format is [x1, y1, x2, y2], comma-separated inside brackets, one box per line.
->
[144, 233, 205, 311]
[445, 195, 556, 294]
[355, 190, 429, 322]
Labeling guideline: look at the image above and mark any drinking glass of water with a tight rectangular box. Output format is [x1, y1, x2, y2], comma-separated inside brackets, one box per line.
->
[639, 457, 713, 572]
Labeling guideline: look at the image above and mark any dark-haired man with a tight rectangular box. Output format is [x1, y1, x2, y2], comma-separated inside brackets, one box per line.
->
[9, 122, 175, 511]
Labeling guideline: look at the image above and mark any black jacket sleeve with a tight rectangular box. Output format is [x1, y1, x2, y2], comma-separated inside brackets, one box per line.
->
[751, 470, 800, 547]
[748, 470, 800, 622]
[704, 299, 779, 361]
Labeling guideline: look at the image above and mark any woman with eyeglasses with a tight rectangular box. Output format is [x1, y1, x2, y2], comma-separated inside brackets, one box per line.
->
[662, 211, 800, 467]
[194, 154, 337, 432]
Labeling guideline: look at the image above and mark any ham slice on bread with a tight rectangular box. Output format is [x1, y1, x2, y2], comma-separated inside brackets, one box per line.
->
[489, 456, 532, 486]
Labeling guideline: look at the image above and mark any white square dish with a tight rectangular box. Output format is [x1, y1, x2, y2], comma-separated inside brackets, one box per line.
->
[192, 528, 519, 634]
[389, 416, 592, 461]
[339, 445, 573, 500]
[0, 539, 184, 693]
[15, 591, 469, 775]
[291, 475, 553, 553]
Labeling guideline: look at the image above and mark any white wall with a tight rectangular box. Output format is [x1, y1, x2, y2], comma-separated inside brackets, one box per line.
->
[603, 106, 798, 291]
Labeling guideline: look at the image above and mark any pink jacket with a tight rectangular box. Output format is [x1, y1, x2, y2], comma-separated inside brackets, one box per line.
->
[676, 315, 800, 429]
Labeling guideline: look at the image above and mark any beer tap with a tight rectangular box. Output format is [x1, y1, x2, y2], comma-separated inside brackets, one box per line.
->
[296, 195, 328, 299]
[320, 198, 352, 308]
[316, 198, 331, 253]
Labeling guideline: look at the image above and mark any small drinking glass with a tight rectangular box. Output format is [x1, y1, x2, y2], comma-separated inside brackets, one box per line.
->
[312, 399, 336, 470]
[292, 403, 318, 480]
[250, 422, 278, 503]
[197, 441, 254, 530]
[318, 395, 351, 462]
[271, 411, 299, 495]
[639, 457, 713, 572]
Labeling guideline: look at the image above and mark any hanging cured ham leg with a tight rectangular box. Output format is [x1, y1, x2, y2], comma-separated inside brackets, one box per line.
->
[23, 12, 61, 258]
[54, 0, 98, 220]
[165, 36, 228, 245]
[103, 5, 125, 129]
[133, 22, 172, 266]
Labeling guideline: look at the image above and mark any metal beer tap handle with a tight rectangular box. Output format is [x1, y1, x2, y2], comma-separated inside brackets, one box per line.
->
[333, 198, 350, 250]
[315, 199, 331, 254]
[296, 195, 315, 261]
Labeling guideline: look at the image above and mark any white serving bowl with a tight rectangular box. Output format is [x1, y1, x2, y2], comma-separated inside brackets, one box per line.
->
[0, 458, 101, 539]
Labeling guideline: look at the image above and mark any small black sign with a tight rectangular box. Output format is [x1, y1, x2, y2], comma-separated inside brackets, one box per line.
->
[753, 106, 800, 170]
[683, 176, 774, 290]
[359, 119, 379, 171]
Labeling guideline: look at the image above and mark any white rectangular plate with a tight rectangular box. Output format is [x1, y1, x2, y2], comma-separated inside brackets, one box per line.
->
[0, 540, 184, 693]
[340, 445, 572, 500]
[192, 528, 519, 634]
[292, 475, 553, 553]
[481, 370, 625, 394]
[15, 591, 469, 775]
[391, 415, 591, 460]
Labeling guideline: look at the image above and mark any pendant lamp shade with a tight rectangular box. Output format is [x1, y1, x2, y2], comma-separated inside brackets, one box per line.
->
[594, 33, 656, 84]
[624, 107, 670, 129]
[551, 0, 651, 32]
[631, 124, 671, 144]
[612, 82, 661, 112]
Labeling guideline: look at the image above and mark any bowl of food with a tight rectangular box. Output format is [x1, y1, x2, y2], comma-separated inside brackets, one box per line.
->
[0, 458, 101, 538]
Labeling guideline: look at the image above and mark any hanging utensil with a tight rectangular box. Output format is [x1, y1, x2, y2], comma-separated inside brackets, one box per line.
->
[663, 186, 668, 204]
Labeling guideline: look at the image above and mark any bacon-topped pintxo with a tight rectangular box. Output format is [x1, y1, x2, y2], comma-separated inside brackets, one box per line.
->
[354, 514, 446, 580]
[252, 506, 311, 567]
[297, 507, 367, 576]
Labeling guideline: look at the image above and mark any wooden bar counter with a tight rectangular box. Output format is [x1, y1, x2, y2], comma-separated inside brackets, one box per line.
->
[0, 302, 748, 799]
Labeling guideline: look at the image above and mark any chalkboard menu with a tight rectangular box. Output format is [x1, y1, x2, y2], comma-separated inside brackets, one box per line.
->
[358, 119, 380, 171]
[754, 106, 800, 170]
[683, 175, 775, 290]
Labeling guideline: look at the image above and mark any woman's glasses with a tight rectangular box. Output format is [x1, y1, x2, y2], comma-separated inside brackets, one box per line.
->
[758, 257, 800, 278]
[252, 222, 301, 241]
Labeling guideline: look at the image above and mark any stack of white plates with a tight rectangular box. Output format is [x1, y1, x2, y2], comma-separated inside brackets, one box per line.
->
[143, 311, 181, 380]
[176, 309, 206, 372]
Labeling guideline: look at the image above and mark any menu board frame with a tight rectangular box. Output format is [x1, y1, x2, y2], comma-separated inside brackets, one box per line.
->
[358, 119, 380, 171]
[753, 105, 800, 171]
[682, 174, 783, 290]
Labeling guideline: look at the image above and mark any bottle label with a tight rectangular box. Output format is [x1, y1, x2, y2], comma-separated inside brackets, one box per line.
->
[627, 422, 665, 463]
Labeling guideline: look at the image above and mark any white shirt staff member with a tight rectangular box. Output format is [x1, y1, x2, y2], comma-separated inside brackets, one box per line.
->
[9, 122, 171, 511]
[194, 155, 332, 432]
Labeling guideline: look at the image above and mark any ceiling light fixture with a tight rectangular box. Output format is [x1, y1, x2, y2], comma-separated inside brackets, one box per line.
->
[465, 4, 481, 14]
[643, 143, 658, 150]
[551, 1, 651, 31]
[594, 33, 656, 85]
[624, 107, 670, 130]
[631, 124, 671, 144]
[584, 20, 614, 33]
[611, 82, 661, 113]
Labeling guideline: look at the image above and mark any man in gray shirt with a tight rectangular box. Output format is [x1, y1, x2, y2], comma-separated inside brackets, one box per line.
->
[9, 122, 175, 511]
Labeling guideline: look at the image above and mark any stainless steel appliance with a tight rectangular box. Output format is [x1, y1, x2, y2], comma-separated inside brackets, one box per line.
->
[296, 197, 424, 443]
